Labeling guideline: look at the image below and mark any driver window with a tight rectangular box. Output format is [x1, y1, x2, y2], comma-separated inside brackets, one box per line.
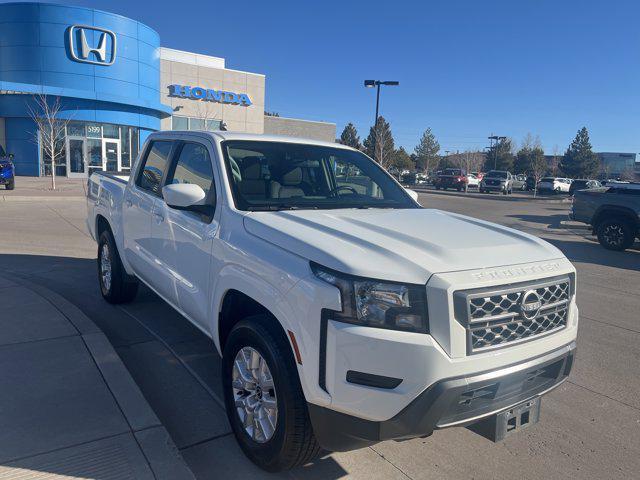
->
[166, 142, 214, 197]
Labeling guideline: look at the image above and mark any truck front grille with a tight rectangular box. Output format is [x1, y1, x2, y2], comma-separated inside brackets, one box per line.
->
[454, 277, 571, 354]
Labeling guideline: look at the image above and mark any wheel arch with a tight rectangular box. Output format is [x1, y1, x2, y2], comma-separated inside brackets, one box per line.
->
[592, 206, 638, 230]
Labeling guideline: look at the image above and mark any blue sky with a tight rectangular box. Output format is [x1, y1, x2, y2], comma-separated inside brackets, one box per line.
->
[43, 0, 639, 154]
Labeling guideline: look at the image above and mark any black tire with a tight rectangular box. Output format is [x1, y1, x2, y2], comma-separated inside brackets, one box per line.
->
[596, 218, 636, 251]
[98, 230, 138, 303]
[6, 178, 14, 190]
[502, 189, 508, 195]
[223, 317, 321, 472]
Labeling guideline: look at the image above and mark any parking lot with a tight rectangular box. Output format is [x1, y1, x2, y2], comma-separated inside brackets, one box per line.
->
[0, 190, 638, 480]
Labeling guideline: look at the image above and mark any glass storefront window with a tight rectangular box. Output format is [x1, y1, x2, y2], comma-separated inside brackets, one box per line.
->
[172, 116, 188, 130]
[206, 119, 222, 131]
[190, 118, 205, 130]
[86, 123, 102, 138]
[120, 126, 131, 168]
[67, 122, 85, 136]
[103, 124, 119, 139]
[172, 116, 222, 132]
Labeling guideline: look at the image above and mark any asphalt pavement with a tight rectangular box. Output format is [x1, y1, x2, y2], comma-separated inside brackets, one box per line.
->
[0, 190, 638, 479]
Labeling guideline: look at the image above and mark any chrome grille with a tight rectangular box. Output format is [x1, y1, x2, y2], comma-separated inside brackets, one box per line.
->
[454, 277, 571, 354]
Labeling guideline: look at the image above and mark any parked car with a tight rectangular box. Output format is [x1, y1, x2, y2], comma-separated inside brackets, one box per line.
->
[471, 171, 484, 181]
[88, 131, 578, 471]
[537, 177, 571, 194]
[434, 168, 468, 191]
[415, 173, 428, 185]
[0, 149, 15, 190]
[568, 179, 601, 196]
[466, 173, 480, 188]
[479, 170, 513, 194]
[511, 174, 527, 191]
[571, 183, 639, 250]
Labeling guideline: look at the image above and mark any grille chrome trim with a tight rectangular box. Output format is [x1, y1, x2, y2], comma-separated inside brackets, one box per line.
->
[454, 276, 571, 354]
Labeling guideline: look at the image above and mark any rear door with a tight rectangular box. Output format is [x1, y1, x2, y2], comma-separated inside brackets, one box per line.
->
[123, 140, 174, 286]
[152, 138, 221, 330]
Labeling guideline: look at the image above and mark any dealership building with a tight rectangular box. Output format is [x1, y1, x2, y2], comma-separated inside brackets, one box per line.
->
[0, 2, 336, 177]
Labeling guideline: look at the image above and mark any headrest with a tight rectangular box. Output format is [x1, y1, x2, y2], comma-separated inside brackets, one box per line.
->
[282, 167, 302, 185]
[241, 156, 263, 180]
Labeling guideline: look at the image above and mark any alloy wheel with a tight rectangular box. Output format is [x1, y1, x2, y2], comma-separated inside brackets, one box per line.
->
[100, 243, 112, 292]
[232, 347, 278, 443]
[603, 225, 624, 248]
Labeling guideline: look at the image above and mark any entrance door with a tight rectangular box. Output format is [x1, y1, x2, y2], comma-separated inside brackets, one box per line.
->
[102, 140, 121, 173]
[66, 137, 86, 178]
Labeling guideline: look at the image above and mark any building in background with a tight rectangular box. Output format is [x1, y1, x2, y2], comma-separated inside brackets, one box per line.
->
[0, 3, 335, 177]
[597, 152, 640, 180]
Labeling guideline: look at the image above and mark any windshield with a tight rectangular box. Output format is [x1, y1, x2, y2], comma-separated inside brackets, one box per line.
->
[222, 141, 417, 211]
[442, 169, 462, 176]
[540, 177, 555, 182]
[485, 170, 508, 179]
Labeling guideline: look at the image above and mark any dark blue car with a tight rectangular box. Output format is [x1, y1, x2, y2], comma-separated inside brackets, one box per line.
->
[0, 145, 15, 190]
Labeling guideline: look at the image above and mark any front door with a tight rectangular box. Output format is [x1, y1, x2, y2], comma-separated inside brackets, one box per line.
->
[103, 140, 121, 173]
[66, 137, 86, 178]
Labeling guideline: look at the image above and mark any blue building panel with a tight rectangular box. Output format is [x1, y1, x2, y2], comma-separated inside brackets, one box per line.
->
[0, 2, 171, 176]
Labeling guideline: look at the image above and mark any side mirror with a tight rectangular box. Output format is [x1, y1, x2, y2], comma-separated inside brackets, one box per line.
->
[162, 183, 207, 208]
[8, 154, 14, 160]
[405, 188, 419, 202]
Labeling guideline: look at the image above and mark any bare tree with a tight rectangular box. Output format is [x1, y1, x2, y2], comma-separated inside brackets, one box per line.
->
[619, 167, 636, 182]
[193, 101, 221, 131]
[28, 94, 71, 190]
[449, 150, 484, 173]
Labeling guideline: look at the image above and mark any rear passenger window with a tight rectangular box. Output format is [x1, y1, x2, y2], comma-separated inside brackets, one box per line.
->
[166, 143, 214, 197]
[137, 141, 173, 195]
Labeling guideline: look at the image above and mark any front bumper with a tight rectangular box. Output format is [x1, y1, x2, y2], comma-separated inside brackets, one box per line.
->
[481, 183, 506, 191]
[309, 342, 575, 451]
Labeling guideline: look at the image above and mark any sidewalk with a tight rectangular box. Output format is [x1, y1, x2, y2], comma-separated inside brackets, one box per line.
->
[0, 274, 194, 479]
[1, 177, 87, 201]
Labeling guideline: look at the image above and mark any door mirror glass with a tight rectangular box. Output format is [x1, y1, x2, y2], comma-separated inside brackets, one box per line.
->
[163, 183, 207, 208]
[405, 188, 419, 202]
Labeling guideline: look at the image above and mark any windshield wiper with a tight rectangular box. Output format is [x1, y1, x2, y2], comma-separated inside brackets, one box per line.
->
[247, 204, 318, 211]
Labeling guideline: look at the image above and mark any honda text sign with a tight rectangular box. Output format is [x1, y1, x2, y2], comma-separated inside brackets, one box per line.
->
[68, 25, 117, 66]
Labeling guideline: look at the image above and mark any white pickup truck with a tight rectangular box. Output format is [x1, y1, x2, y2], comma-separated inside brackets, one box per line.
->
[87, 131, 578, 472]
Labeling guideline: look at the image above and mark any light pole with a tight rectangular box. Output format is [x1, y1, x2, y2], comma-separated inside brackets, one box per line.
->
[488, 135, 506, 170]
[364, 80, 399, 161]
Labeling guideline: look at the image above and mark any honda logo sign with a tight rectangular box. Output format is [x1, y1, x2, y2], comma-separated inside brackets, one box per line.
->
[68, 25, 116, 66]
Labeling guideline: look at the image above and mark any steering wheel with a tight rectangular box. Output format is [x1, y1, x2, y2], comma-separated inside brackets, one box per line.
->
[329, 185, 359, 196]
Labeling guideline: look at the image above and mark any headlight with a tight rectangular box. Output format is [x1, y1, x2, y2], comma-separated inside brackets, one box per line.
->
[311, 263, 429, 333]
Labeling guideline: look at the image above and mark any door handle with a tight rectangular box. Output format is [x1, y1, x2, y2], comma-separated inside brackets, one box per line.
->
[154, 212, 164, 223]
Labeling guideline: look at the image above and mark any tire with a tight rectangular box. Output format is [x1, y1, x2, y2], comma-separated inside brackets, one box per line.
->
[223, 317, 321, 472]
[502, 189, 508, 195]
[6, 178, 14, 190]
[98, 230, 138, 303]
[596, 218, 636, 251]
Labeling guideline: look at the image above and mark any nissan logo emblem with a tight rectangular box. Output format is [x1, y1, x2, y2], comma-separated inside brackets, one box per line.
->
[519, 290, 542, 319]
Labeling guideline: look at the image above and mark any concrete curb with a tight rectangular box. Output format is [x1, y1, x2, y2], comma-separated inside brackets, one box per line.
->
[410, 186, 572, 203]
[1, 195, 84, 202]
[7, 274, 195, 480]
[559, 220, 590, 230]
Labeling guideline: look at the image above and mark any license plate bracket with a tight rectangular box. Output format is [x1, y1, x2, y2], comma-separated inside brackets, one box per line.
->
[467, 397, 541, 442]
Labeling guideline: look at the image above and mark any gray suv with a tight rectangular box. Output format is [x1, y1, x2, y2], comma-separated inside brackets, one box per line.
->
[571, 184, 640, 250]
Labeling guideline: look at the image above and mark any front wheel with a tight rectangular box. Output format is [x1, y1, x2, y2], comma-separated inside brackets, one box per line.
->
[98, 230, 138, 303]
[597, 218, 636, 251]
[223, 317, 321, 472]
[6, 178, 14, 190]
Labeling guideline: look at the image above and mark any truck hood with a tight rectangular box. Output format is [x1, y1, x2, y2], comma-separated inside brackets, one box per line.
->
[243, 208, 565, 284]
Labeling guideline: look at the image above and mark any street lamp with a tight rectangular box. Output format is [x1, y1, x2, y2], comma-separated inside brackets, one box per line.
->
[488, 135, 507, 170]
[364, 80, 400, 129]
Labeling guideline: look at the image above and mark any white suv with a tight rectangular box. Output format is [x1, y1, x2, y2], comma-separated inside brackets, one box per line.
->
[87, 131, 578, 472]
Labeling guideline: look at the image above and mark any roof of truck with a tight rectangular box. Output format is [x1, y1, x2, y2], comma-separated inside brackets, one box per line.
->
[162, 130, 352, 151]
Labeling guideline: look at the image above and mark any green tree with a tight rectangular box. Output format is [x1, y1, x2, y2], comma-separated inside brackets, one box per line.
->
[484, 137, 514, 171]
[413, 128, 440, 173]
[363, 116, 395, 169]
[339, 123, 362, 150]
[560, 127, 600, 178]
[391, 146, 414, 171]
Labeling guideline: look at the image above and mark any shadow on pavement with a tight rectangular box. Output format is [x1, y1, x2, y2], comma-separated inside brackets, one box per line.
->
[0, 253, 349, 479]
[505, 213, 567, 229]
[545, 237, 640, 271]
